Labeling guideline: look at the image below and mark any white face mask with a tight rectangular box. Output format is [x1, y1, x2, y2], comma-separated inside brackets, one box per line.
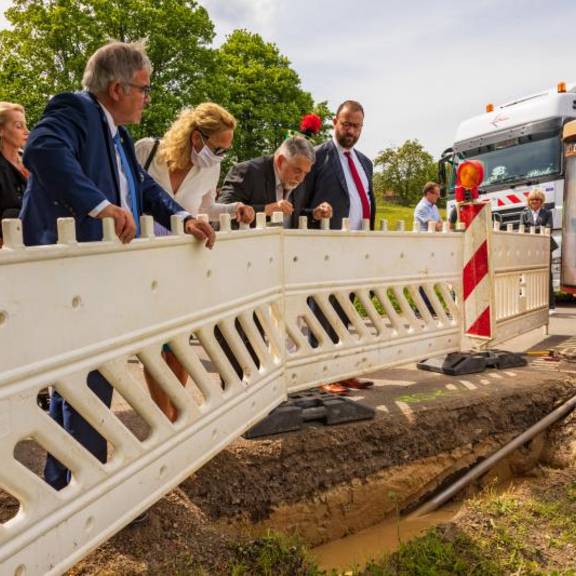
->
[191, 144, 224, 169]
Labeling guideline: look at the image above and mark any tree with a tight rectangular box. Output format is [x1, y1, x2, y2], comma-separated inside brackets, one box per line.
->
[216, 30, 318, 163]
[0, 3, 329, 167]
[374, 139, 438, 206]
[0, 0, 216, 139]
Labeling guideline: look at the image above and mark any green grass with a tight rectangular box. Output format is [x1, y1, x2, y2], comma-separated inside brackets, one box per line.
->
[375, 203, 447, 231]
[395, 389, 449, 404]
[228, 532, 328, 576]
[357, 529, 503, 576]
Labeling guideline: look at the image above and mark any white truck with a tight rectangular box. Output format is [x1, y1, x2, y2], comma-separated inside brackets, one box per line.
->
[439, 83, 576, 288]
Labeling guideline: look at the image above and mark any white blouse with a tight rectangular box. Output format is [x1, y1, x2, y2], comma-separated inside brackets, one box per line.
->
[135, 137, 238, 221]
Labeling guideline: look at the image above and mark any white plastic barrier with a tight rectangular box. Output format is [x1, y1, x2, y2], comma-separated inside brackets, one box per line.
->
[0, 216, 286, 576]
[282, 225, 462, 392]
[0, 215, 549, 575]
[491, 227, 551, 344]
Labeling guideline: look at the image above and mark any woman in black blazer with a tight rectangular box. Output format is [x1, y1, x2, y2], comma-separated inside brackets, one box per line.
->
[520, 189, 556, 308]
[520, 188, 553, 229]
[0, 101, 29, 247]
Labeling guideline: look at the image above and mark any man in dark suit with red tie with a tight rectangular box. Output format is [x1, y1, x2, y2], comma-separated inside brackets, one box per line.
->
[305, 100, 376, 231]
[304, 100, 377, 394]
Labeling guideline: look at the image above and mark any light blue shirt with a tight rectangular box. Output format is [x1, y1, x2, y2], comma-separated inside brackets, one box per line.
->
[413, 196, 441, 231]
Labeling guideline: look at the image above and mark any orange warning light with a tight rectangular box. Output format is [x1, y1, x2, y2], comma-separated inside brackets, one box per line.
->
[457, 160, 484, 190]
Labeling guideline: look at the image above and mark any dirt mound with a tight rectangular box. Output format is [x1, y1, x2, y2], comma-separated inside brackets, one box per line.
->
[181, 378, 575, 524]
[67, 488, 233, 576]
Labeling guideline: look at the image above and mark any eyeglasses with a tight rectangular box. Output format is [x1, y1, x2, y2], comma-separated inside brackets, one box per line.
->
[198, 130, 228, 156]
[126, 83, 152, 97]
[339, 121, 363, 130]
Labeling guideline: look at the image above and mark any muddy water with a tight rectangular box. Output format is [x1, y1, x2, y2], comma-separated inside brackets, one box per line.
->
[311, 504, 460, 572]
[311, 465, 523, 573]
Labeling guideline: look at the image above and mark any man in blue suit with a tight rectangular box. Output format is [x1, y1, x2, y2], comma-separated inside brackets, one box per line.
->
[20, 41, 215, 489]
[304, 101, 376, 394]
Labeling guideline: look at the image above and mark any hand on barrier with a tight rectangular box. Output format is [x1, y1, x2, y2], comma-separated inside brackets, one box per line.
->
[185, 218, 216, 249]
[235, 203, 255, 224]
[313, 202, 333, 220]
[265, 199, 293, 216]
[97, 204, 136, 244]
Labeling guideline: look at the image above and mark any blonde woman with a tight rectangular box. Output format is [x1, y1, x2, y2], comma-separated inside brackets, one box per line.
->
[520, 189, 553, 229]
[135, 103, 254, 235]
[0, 102, 29, 247]
[135, 103, 253, 420]
[521, 189, 556, 309]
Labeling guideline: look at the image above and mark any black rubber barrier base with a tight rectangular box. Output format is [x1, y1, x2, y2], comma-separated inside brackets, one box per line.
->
[417, 349, 527, 376]
[244, 390, 375, 439]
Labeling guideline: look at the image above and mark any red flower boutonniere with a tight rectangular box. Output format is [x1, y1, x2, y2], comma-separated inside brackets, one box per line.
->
[299, 113, 322, 137]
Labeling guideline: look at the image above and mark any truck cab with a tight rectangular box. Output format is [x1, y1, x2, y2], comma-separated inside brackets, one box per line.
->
[440, 83, 576, 288]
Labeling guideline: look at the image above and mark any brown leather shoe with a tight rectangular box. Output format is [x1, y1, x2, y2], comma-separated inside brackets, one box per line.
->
[340, 378, 374, 389]
[320, 383, 350, 396]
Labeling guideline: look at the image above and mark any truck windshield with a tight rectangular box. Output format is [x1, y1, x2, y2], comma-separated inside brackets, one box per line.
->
[458, 133, 561, 190]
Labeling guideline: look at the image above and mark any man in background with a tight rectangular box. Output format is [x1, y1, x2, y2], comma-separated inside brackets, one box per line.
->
[413, 181, 443, 232]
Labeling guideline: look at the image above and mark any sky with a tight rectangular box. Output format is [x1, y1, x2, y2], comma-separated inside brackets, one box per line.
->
[1, 0, 575, 160]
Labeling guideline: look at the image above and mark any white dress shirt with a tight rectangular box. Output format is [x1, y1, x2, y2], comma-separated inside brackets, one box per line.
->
[89, 103, 131, 217]
[333, 136, 369, 230]
[273, 162, 294, 229]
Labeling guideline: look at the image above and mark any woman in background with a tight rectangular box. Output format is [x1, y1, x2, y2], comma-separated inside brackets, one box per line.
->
[520, 189, 556, 309]
[0, 102, 29, 247]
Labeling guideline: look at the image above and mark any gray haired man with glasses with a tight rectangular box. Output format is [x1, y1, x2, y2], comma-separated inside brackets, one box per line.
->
[20, 40, 215, 491]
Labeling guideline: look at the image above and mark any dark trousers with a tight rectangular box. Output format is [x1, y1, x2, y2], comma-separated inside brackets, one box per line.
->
[214, 316, 263, 380]
[308, 295, 351, 347]
[418, 287, 435, 315]
[44, 370, 113, 490]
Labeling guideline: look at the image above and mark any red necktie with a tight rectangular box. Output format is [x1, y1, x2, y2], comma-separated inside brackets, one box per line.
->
[344, 151, 371, 219]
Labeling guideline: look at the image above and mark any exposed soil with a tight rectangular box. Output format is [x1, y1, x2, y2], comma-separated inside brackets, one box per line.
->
[180, 377, 575, 526]
[2, 371, 575, 575]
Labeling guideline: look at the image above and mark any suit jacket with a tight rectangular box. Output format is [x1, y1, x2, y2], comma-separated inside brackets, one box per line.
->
[520, 206, 553, 228]
[304, 140, 376, 230]
[0, 152, 27, 237]
[20, 91, 185, 245]
[219, 155, 310, 228]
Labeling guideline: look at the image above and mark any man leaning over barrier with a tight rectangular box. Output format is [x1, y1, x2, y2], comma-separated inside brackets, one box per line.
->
[217, 137, 331, 380]
[19, 41, 215, 490]
[219, 135, 332, 228]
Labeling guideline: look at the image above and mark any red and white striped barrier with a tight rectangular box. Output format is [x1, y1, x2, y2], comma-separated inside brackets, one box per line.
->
[495, 190, 529, 208]
[460, 201, 494, 339]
